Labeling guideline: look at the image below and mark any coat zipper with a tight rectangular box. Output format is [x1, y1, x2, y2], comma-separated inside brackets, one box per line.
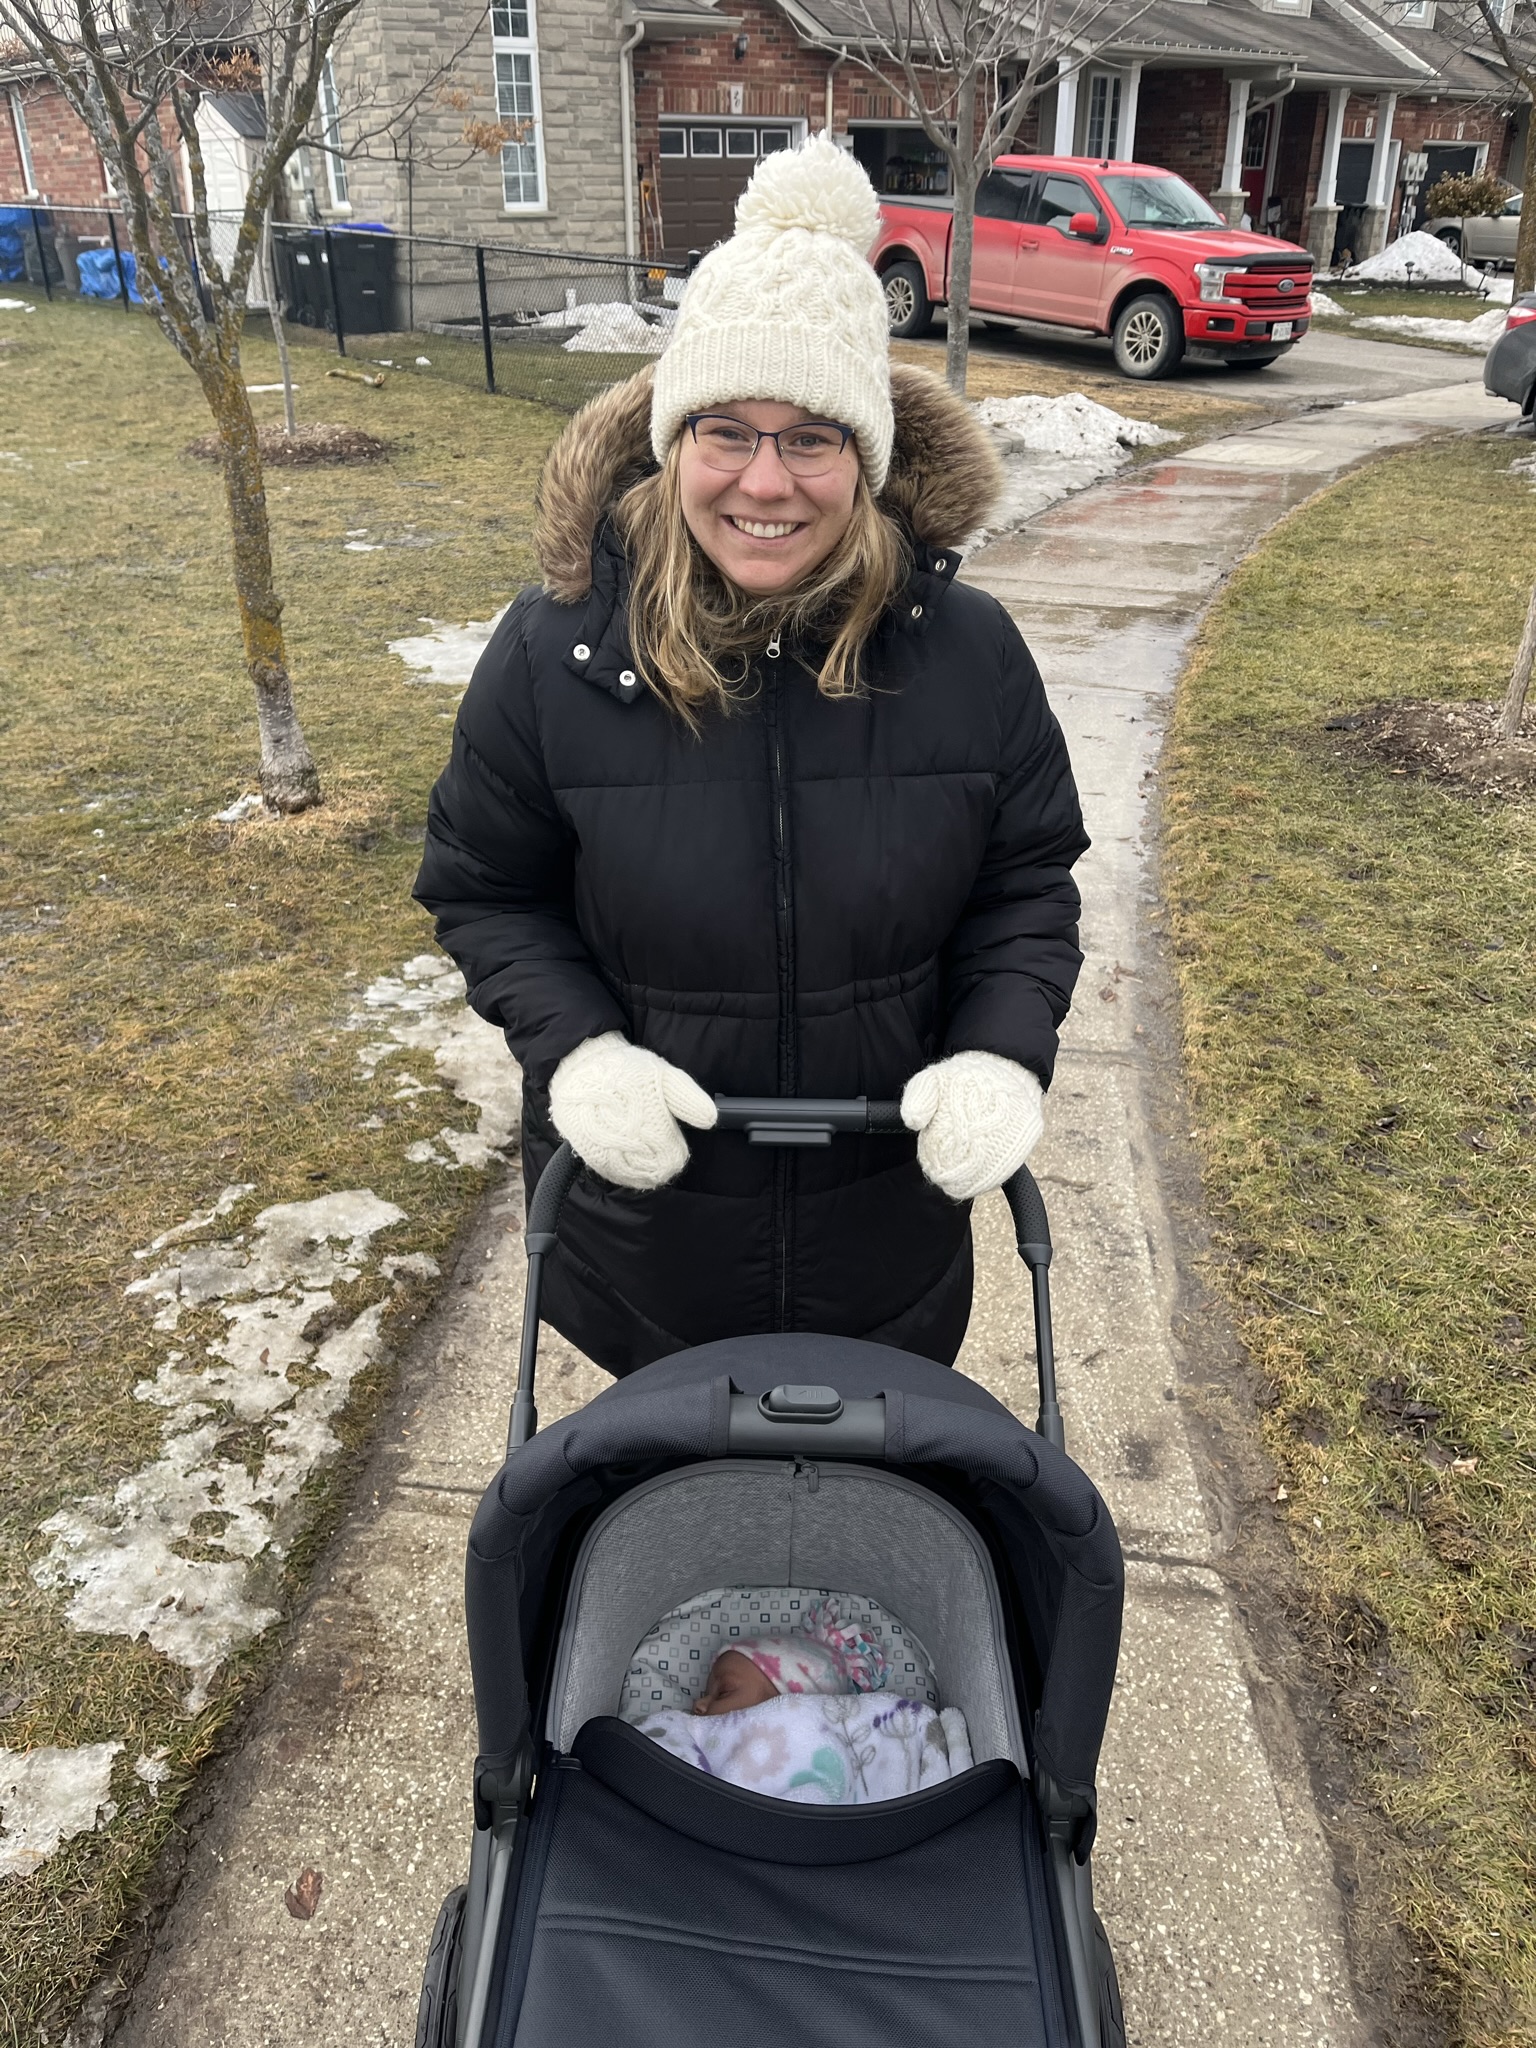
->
[764, 631, 793, 1332]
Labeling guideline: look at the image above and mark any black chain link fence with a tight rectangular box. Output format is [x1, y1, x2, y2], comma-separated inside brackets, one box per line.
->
[1, 204, 692, 416]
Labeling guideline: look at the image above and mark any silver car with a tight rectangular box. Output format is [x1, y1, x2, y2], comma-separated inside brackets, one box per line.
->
[1424, 193, 1521, 266]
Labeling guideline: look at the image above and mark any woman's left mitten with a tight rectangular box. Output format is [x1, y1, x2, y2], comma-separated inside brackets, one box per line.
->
[548, 1032, 718, 1190]
[900, 1050, 1044, 1203]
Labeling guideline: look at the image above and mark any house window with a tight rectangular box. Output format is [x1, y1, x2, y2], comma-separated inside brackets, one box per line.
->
[759, 127, 791, 153]
[690, 128, 723, 156]
[9, 89, 38, 196]
[491, 0, 545, 210]
[727, 128, 758, 156]
[1085, 74, 1122, 159]
[318, 55, 350, 207]
[1396, 0, 1429, 17]
[659, 127, 686, 156]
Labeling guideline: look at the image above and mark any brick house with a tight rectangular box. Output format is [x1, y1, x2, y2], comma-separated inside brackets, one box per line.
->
[3, 0, 1523, 271]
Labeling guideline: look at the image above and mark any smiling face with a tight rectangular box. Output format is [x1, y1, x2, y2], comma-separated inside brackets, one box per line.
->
[691, 1650, 779, 1717]
[677, 400, 861, 598]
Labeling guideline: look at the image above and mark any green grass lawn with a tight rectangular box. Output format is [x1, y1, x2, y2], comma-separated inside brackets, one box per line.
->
[1318, 287, 1501, 322]
[0, 293, 565, 2042]
[1164, 436, 1536, 2044]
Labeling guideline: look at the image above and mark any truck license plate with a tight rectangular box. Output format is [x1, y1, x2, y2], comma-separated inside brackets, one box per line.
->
[1272, 321, 1293, 341]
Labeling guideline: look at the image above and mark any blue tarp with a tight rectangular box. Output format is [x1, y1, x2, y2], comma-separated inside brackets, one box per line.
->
[76, 245, 141, 301]
[0, 206, 30, 283]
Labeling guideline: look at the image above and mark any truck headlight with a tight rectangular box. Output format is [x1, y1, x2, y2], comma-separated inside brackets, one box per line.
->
[1194, 260, 1243, 304]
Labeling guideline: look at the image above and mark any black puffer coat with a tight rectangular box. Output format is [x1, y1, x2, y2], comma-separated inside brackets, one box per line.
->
[415, 366, 1088, 1376]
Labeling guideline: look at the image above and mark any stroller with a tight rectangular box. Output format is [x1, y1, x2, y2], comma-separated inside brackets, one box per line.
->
[416, 1097, 1126, 2048]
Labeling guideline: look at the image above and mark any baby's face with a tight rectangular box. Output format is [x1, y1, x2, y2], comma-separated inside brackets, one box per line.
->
[692, 1650, 778, 1717]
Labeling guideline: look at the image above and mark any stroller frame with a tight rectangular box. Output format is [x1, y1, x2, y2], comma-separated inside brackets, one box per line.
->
[418, 1097, 1125, 2048]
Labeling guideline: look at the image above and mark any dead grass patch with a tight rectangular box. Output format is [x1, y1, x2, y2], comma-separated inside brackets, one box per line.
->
[0, 295, 560, 2044]
[1165, 433, 1536, 2042]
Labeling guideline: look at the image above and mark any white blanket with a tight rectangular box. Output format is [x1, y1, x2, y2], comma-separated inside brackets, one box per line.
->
[635, 1693, 974, 1805]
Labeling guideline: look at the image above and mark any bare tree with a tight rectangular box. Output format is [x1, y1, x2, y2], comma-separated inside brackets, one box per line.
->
[808, 0, 1139, 392]
[0, 1, 504, 809]
[1501, 573, 1536, 739]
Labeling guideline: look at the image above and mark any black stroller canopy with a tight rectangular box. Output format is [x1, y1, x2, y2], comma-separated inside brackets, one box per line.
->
[466, 1335, 1124, 1808]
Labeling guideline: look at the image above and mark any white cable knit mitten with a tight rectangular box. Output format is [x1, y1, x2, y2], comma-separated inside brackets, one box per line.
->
[548, 1032, 718, 1190]
[900, 1050, 1044, 1204]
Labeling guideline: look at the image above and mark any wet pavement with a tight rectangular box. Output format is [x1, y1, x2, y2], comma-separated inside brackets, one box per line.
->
[108, 365, 1506, 2048]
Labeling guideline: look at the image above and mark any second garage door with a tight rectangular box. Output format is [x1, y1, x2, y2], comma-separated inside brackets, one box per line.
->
[658, 121, 797, 258]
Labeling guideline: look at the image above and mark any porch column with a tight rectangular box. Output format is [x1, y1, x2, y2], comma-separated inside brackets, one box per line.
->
[1211, 75, 1251, 225]
[1118, 61, 1142, 162]
[1306, 85, 1349, 268]
[1053, 59, 1080, 155]
[1359, 91, 1399, 257]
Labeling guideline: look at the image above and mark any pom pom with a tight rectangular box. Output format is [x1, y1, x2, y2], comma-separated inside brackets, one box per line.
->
[735, 134, 881, 251]
[804, 1598, 890, 1693]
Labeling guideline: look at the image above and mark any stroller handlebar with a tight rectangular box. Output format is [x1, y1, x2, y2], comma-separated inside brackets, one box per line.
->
[507, 1101, 1063, 1457]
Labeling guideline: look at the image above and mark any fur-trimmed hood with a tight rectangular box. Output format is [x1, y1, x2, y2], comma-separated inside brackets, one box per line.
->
[534, 362, 1003, 603]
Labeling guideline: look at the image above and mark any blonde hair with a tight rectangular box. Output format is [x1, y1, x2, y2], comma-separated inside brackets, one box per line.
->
[614, 439, 910, 722]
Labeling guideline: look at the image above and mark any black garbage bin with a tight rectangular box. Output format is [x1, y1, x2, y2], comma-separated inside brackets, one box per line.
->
[328, 226, 397, 334]
[272, 229, 330, 327]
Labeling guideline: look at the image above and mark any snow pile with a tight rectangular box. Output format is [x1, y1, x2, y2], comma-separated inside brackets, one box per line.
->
[0, 297, 35, 313]
[1345, 230, 1468, 285]
[0, 1743, 122, 1878]
[389, 606, 509, 688]
[537, 299, 674, 355]
[351, 953, 520, 1170]
[968, 393, 1181, 548]
[212, 793, 265, 824]
[1352, 306, 1507, 350]
[1310, 289, 1346, 317]
[975, 391, 1180, 461]
[32, 955, 519, 1715]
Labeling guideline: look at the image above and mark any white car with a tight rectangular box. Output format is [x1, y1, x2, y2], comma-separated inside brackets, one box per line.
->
[1424, 193, 1521, 266]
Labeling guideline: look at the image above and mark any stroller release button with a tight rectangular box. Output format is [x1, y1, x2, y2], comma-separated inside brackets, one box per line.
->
[762, 1384, 843, 1421]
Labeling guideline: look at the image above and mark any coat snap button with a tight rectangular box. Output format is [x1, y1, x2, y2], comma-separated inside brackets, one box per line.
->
[618, 670, 639, 696]
[910, 604, 923, 619]
[573, 643, 591, 661]
[935, 558, 946, 572]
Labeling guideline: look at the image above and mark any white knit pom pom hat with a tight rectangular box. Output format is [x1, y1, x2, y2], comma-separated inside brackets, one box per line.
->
[650, 134, 894, 490]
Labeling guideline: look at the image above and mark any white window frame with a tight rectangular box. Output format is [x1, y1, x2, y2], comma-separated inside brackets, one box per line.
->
[317, 55, 350, 210]
[9, 88, 39, 197]
[1084, 72, 1123, 159]
[491, 0, 547, 214]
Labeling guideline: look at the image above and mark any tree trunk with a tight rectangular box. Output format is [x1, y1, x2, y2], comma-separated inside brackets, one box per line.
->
[205, 366, 321, 811]
[1499, 573, 1536, 740]
[1516, 137, 1536, 300]
[944, 73, 980, 398]
[260, 213, 298, 435]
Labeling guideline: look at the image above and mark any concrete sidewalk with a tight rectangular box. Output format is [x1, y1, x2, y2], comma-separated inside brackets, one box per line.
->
[110, 376, 1508, 2048]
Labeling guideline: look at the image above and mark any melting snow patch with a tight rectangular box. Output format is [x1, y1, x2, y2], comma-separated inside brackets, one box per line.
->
[38, 1193, 405, 1709]
[1352, 307, 1506, 350]
[0, 298, 36, 312]
[968, 394, 1180, 548]
[134, 1749, 170, 1794]
[213, 793, 265, 825]
[0, 1743, 122, 1878]
[537, 300, 674, 355]
[351, 954, 520, 1169]
[1310, 289, 1345, 317]
[1343, 231, 1505, 290]
[389, 608, 508, 688]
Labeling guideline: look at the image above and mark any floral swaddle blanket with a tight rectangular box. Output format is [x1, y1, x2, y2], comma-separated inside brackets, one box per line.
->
[636, 1692, 974, 1804]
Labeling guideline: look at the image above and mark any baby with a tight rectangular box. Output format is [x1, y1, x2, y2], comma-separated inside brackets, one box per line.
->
[636, 1600, 972, 1804]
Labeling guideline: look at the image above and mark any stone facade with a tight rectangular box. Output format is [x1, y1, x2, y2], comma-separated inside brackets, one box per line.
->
[317, 0, 626, 250]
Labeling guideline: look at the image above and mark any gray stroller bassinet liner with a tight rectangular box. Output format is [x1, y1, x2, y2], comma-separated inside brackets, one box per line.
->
[547, 1459, 1026, 1765]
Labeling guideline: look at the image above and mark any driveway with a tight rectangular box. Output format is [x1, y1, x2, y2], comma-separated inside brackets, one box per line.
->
[953, 317, 1490, 405]
[108, 368, 1507, 2048]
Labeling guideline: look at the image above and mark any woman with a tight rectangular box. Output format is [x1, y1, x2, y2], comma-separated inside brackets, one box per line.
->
[415, 137, 1087, 1376]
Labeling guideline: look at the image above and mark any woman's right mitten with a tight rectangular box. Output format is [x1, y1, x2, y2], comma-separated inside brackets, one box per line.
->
[548, 1032, 718, 1190]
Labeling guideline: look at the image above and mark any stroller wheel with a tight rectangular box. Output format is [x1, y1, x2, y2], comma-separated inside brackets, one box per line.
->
[1093, 1910, 1126, 2048]
[415, 1884, 466, 2048]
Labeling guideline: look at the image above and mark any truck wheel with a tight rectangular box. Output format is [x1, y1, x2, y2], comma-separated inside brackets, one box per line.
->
[882, 261, 933, 339]
[1112, 294, 1184, 379]
[1227, 354, 1279, 372]
[1094, 1912, 1126, 2048]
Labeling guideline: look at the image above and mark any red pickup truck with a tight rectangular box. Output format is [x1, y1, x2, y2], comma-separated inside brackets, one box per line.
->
[870, 154, 1313, 378]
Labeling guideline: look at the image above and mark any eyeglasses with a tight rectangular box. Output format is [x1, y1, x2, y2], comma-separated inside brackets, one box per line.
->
[684, 413, 856, 477]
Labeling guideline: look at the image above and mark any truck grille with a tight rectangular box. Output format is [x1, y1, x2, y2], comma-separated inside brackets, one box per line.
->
[1229, 262, 1314, 314]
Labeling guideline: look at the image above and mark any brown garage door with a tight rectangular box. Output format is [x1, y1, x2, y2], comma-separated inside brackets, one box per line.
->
[658, 122, 794, 258]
